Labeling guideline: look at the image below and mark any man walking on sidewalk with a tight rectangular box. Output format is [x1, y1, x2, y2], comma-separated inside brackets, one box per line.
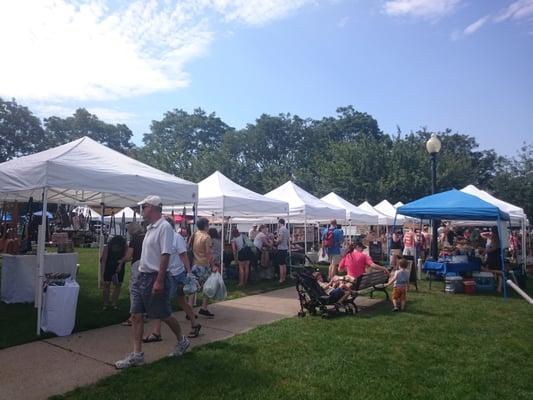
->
[115, 195, 189, 369]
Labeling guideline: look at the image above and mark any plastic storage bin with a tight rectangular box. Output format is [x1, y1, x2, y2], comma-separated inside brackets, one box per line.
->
[463, 279, 476, 295]
[445, 276, 463, 293]
[472, 272, 495, 293]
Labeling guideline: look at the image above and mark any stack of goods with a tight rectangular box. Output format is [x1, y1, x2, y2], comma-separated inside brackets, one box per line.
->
[445, 275, 463, 293]
[43, 272, 72, 290]
[52, 233, 74, 253]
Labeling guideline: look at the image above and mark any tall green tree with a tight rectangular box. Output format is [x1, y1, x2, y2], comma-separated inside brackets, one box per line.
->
[492, 143, 533, 218]
[139, 108, 232, 182]
[0, 97, 46, 162]
[44, 108, 134, 153]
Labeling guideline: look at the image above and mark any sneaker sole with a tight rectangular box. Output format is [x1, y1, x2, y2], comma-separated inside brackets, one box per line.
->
[115, 361, 144, 370]
[168, 341, 191, 358]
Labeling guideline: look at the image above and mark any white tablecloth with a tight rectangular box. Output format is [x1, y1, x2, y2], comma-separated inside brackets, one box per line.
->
[41, 279, 79, 336]
[1, 253, 78, 304]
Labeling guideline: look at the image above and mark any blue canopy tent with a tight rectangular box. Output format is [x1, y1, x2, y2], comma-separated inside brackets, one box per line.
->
[395, 189, 510, 298]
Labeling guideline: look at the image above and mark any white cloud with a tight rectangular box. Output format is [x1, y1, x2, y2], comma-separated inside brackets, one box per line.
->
[34, 104, 134, 124]
[337, 16, 350, 27]
[0, 0, 317, 103]
[457, 1, 533, 39]
[383, 0, 461, 19]
[494, 0, 533, 22]
[463, 15, 490, 35]
[211, 0, 317, 26]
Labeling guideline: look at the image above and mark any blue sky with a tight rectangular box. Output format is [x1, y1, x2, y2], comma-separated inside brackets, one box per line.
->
[1, 0, 532, 156]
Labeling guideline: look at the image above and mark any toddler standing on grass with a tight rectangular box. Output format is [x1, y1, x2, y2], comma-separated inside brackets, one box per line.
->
[387, 258, 410, 312]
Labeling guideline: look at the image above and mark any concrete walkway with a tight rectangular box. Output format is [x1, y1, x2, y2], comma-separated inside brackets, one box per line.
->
[0, 287, 382, 400]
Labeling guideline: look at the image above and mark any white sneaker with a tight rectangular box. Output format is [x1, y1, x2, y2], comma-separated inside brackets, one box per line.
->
[169, 336, 190, 357]
[115, 352, 145, 369]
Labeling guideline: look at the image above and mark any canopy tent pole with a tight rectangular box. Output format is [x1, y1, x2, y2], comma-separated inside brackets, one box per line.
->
[349, 220, 352, 243]
[287, 215, 292, 276]
[220, 199, 224, 276]
[499, 217, 508, 300]
[36, 187, 48, 335]
[391, 214, 397, 270]
[98, 199, 105, 289]
[386, 224, 389, 264]
[418, 219, 423, 280]
[316, 222, 319, 251]
[304, 214, 307, 265]
[521, 218, 527, 274]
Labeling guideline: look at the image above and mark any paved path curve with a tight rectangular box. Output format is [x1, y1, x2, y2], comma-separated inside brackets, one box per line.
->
[0, 287, 382, 400]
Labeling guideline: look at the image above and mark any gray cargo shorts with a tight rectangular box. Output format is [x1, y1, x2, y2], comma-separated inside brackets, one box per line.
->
[130, 272, 172, 319]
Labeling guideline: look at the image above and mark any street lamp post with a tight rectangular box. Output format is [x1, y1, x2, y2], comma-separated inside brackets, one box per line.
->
[426, 134, 441, 260]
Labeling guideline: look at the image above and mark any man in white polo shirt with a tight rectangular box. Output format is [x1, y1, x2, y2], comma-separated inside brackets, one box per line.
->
[115, 195, 190, 369]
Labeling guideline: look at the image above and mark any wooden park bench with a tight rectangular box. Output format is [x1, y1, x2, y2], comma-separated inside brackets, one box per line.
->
[350, 270, 390, 313]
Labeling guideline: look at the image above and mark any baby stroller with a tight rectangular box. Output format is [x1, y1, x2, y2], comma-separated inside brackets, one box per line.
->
[295, 268, 355, 318]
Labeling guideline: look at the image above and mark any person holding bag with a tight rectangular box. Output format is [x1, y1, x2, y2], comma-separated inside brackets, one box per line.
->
[189, 217, 216, 318]
[231, 227, 252, 287]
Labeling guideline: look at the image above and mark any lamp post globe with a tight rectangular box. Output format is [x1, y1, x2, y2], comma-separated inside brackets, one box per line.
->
[426, 134, 441, 260]
[426, 133, 442, 155]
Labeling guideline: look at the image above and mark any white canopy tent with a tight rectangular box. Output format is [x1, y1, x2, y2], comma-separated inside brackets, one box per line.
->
[191, 171, 289, 217]
[358, 201, 392, 225]
[320, 192, 378, 225]
[0, 136, 198, 334]
[165, 171, 289, 270]
[374, 200, 406, 225]
[394, 201, 404, 208]
[104, 207, 141, 223]
[460, 184, 528, 271]
[104, 207, 141, 236]
[265, 181, 345, 255]
[72, 206, 102, 221]
[460, 185, 527, 226]
[265, 182, 345, 222]
[321, 192, 379, 243]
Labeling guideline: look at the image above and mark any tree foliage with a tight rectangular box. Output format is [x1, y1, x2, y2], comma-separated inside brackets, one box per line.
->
[0, 98, 46, 162]
[1, 98, 531, 219]
[44, 108, 134, 153]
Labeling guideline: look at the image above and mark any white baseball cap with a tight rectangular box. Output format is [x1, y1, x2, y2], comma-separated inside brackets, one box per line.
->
[138, 195, 162, 207]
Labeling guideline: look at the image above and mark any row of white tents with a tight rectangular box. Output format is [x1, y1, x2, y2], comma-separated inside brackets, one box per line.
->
[0, 136, 529, 334]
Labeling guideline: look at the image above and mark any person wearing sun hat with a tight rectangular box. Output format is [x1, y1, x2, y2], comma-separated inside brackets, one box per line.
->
[115, 195, 190, 369]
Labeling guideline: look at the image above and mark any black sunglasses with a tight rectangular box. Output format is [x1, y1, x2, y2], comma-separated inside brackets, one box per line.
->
[141, 204, 150, 209]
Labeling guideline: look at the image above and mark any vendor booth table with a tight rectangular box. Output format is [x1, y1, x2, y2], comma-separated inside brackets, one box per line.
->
[423, 259, 481, 289]
[1, 253, 78, 303]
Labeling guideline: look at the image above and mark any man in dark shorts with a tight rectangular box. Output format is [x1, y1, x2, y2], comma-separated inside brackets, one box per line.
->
[115, 195, 190, 369]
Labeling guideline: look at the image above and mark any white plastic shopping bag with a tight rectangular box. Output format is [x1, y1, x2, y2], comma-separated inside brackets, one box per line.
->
[202, 272, 219, 299]
[183, 274, 199, 295]
[214, 272, 227, 300]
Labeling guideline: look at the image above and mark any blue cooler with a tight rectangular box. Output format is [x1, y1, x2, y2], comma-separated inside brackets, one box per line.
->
[472, 272, 495, 292]
[445, 276, 463, 293]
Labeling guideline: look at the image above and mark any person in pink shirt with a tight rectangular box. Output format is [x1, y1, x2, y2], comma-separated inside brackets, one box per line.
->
[339, 241, 389, 280]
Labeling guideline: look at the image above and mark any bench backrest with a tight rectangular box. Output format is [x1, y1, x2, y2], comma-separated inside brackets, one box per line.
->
[355, 271, 388, 291]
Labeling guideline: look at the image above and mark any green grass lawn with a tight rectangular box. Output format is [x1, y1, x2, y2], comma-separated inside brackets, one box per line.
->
[0, 248, 293, 349]
[52, 278, 533, 400]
